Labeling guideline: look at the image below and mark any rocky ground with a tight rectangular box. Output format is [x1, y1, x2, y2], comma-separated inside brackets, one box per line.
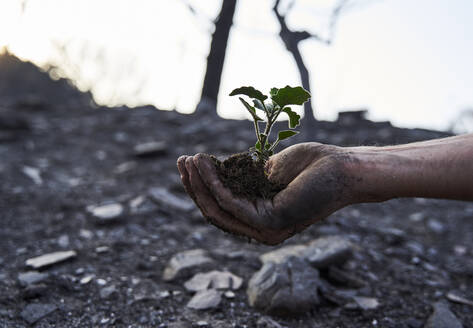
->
[0, 53, 472, 327]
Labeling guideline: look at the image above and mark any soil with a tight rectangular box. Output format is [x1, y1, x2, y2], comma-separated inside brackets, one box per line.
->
[1, 52, 473, 327]
[214, 153, 284, 200]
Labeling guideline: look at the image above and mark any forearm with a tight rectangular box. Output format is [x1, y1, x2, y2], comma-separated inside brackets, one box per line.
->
[347, 134, 473, 202]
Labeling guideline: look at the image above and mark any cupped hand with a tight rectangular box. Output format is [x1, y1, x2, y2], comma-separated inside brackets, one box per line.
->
[177, 142, 357, 245]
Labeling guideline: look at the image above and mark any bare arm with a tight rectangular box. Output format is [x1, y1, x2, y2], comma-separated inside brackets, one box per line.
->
[348, 134, 473, 202]
[178, 134, 473, 245]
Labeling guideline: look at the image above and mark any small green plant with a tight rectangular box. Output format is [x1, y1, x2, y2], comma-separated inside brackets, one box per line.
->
[229, 85, 311, 163]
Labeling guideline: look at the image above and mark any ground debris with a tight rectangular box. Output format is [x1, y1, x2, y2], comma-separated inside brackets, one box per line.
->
[424, 301, 463, 328]
[184, 270, 243, 292]
[20, 303, 57, 324]
[187, 289, 222, 310]
[25, 250, 77, 269]
[163, 249, 214, 281]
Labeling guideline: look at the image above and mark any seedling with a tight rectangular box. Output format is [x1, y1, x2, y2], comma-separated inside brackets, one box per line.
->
[229, 85, 311, 163]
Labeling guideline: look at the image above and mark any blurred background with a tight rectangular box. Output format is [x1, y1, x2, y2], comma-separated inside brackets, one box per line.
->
[1, 0, 472, 132]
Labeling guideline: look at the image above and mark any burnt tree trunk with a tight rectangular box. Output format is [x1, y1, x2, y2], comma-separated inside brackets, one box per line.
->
[273, 0, 316, 126]
[195, 0, 237, 115]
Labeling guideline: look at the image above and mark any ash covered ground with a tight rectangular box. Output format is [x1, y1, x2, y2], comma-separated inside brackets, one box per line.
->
[1, 53, 472, 327]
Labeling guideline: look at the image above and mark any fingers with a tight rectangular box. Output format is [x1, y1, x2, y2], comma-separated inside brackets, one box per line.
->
[177, 156, 196, 201]
[193, 153, 270, 229]
[184, 156, 263, 240]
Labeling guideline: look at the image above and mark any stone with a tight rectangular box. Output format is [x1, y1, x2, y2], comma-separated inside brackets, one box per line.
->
[22, 166, 42, 185]
[162, 249, 214, 281]
[133, 141, 167, 157]
[184, 270, 243, 292]
[224, 291, 235, 299]
[114, 161, 137, 174]
[247, 257, 320, 315]
[303, 236, 353, 268]
[88, 203, 124, 222]
[353, 296, 380, 310]
[259, 235, 353, 269]
[149, 187, 194, 212]
[100, 285, 118, 299]
[18, 271, 49, 287]
[256, 316, 284, 328]
[26, 250, 77, 269]
[446, 291, 473, 307]
[195, 321, 209, 327]
[57, 235, 70, 248]
[20, 303, 57, 324]
[260, 245, 308, 265]
[427, 219, 446, 234]
[187, 289, 221, 310]
[424, 301, 463, 328]
[80, 275, 94, 285]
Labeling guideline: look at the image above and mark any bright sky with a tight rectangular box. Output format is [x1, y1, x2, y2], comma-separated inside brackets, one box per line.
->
[1, 0, 472, 131]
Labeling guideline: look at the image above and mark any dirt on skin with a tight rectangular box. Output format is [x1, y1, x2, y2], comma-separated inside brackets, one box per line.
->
[214, 153, 285, 200]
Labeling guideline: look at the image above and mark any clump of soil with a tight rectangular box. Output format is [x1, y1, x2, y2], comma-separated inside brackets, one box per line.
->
[213, 152, 285, 200]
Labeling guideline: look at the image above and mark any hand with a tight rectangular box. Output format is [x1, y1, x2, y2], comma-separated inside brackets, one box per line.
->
[177, 143, 357, 245]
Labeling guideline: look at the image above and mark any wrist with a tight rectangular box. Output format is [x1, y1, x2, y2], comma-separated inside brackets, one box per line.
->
[344, 148, 408, 203]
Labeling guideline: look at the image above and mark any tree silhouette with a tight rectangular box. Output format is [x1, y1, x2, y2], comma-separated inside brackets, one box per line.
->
[195, 0, 237, 115]
[273, 0, 348, 126]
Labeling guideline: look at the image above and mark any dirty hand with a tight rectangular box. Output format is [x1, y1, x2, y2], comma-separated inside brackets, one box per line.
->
[177, 143, 357, 245]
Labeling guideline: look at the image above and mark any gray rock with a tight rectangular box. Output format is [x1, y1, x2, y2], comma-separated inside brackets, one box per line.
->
[224, 291, 235, 299]
[446, 291, 473, 307]
[162, 249, 214, 281]
[260, 245, 308, 264]
[18, 271, 49, 287]
[22, 166, 42, 185]
[256, 316, 285, 328]
[247, 257, 320, 315]
[100, 285, 118, 299]
[184, 270, 243, 292]
[133, 141, 167, 158]
[187, 289, 221, 310]
[88, 203, 124, 222]
[424, 301, 463, 328]
[57, 235, 70, 248]
[427, 219, 446, 234]
[352, 296, 380, 310]
[260, 236, 353, 269]
[20, 303, 57, 324]
[149, 187, 194, 212]
[25, 250, 77, 269]
[303, 236, 353, 268]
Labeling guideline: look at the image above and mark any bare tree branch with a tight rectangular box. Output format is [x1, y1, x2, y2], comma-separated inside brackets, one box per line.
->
[273, 0, 349, 125]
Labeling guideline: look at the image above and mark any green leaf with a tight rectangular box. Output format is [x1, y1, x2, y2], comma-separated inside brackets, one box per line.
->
[252, 99, 265, 111]
[270, 88, 279, 97]
[264, 142, 271, 150]
[230, 86, 267, 102]
[282, 107, 301, 129]
[271, 86, 311, 107]
[277, 130, 299, 141]
[255, 140, 262, 151]
[239, 97, 263, 121]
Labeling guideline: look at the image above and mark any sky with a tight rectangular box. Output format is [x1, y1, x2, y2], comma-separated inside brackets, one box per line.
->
[0, 0, 472, 131]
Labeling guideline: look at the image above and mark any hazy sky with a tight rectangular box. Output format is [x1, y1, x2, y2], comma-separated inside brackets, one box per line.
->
[1, 0, 472, 130]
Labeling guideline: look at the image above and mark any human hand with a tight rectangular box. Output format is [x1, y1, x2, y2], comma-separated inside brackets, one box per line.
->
[177, 143, 357, 245]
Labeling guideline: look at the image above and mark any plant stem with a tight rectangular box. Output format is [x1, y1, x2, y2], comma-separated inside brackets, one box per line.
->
[253, 119, 261, 144]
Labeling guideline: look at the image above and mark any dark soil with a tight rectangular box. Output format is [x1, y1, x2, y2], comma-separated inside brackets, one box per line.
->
[1, 52, 473, 327]
[214, 153, 284, 200]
